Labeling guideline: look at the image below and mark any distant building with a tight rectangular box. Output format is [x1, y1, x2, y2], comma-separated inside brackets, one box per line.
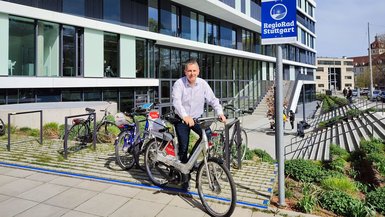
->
[316, 57, 354, 92]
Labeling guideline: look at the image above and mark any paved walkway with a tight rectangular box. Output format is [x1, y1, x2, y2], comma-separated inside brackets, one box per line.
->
[0, 165, 321, 217]
[0, 104, 322, 217]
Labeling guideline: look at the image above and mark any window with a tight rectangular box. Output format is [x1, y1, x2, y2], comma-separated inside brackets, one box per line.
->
[148, 0, 158, 32]
[104, 0, 120, 22]
[104, 32, 119, 77]
[37, 21, 59, 77]
[318, 84, 324, 87]
[171, 5, 180, 37]
[9, 16, 35, 76]
[190, 12, 198, 41]
[63, 0, 85, 16]
[62, 25, 83, 77]
[136, 39, 147, 78]
[345, 76, 352, 79]
[206, 20, 219, 45]
[316, 76, 321, 79]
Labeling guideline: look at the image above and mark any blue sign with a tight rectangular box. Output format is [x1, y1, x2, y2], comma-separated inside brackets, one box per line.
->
[261, 0, 297, 45]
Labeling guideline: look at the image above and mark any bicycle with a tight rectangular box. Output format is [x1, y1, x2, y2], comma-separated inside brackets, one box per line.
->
[0, 118, 5, 136]
[209, 104, 253, 168]
[64, 107, 121, 152]
[114, 103, 167, 171]
[144, 116, 237, 217]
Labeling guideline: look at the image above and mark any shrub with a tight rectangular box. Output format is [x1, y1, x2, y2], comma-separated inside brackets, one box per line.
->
[296, 183, 319, 213]
[251, 149, 275, 163]
[328, 157, 347, 173]
[366, 153, 385, 176]
[360, 139, 385, 155]
[43, 122, 60, 139]
[285, 159, 325, 183]
[346, 109, 361, 118]
[319, 190, 370, 217]
[366, 187, 385, 214]
[320, 176, 358, 196]
[330, 144, 350, 160]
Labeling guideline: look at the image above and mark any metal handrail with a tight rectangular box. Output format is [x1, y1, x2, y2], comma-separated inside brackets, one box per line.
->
[285, 103, 385, 158]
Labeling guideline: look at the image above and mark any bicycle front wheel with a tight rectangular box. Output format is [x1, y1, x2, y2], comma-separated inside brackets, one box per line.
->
[115, 130, 135, 170]
[65, 123, 89, 153]
[144, 140, 170, 187]
[231, 129, 248, 167]
[196, 158, 236, 217]
[96, 121, 121, 144]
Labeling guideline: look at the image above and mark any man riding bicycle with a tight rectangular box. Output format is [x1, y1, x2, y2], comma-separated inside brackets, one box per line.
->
[172, 58, 226, 191]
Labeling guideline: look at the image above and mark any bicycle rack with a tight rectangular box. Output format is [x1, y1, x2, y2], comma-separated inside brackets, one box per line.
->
[63, 112, 96, 159]
[224, 118, 242, 170]
[7, 110, 43, 151]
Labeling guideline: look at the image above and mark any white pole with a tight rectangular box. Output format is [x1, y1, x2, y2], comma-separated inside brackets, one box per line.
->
[368, 23, 374, 97]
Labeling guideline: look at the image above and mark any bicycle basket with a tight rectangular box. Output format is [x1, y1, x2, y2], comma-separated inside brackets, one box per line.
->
[114, 112, 132, 126]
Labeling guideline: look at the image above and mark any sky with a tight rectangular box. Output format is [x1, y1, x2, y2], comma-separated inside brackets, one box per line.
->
[316, 0, 385, 58]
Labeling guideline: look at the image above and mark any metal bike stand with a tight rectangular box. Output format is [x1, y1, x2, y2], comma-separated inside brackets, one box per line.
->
[224, 118, 242, 170]
[63, 112, 96, 159]
[7, 110, 43, 151]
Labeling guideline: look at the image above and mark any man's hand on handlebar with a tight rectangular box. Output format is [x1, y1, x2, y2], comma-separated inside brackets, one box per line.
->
[183, 116, 195, 127]
[219, 114, 227, 124]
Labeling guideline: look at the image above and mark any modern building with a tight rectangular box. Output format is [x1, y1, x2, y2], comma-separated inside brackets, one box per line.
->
[316, 57, 354, 92]
[0, 0, 317, 114]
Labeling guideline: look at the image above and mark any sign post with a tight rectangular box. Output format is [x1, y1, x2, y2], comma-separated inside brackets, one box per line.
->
[261, 0, 297, 207]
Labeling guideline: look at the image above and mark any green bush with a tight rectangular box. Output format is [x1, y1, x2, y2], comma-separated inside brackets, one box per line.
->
[285, 159, 325, 183]
[319, 190, 370, 217]
[244, 148, 275, 163]
[360, 139, 385, 155]
[328, 157, 347, 173]
[330, 144, 350, 160]
[346, 109, 361, 118]
[43, 122, 60, 139]
[296, 183, 319, 213]
[367, 153, 385, 175]
[320, 176, 358, 196]
[366, 187, 385, 214]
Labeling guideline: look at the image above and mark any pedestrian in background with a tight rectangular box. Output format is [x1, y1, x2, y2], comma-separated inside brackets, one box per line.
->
[343, 87, 347, 97]
[288, 110, 295, 130]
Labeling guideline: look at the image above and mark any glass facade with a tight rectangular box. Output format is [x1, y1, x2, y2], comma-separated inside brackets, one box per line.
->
[9, 16, 35, 76]
[104, 32, 119, 77]
[62, 0, 85, 16]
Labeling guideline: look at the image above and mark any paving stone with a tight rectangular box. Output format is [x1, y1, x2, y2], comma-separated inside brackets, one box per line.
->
[109, 198, 166, 217]
[14, 203, 68, 217]
[4, 168, 37, 178]
[75, 180, 112, 192]
[156, 204, 206, 217]
[75, 192, 129, 216]
[44, 188, 98, 209]
[26, 172, 58, 182]
[49, 176, 84, 187]
[61, 210, 100, 217]
[0, 178, 43, 196]
[103, 184, 141, 198]
[0, 174, 19, 186]
[133, 188, 175, 204]
[18, 183, 69, 202]
[0, 197, 38, 217]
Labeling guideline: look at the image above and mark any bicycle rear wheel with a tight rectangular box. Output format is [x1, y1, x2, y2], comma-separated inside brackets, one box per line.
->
[65, 123, 89, 153]
[115, 130, 135, 170]
[0, 118, 5, 136]
[144, 140, 170, 187]
[196, 158, 236, 217]
[231, 129, 248, 168]
[96, 121, 120, 144]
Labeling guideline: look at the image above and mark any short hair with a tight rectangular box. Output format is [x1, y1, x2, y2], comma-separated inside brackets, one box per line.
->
[184, 58, 199, 70]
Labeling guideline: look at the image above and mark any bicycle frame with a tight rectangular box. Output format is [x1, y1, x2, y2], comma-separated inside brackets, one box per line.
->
[153, 118, 214, 175]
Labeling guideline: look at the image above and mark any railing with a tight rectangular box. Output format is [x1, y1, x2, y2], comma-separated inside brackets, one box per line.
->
[285, 100, 385, 159]
[7, 110, 43, 151]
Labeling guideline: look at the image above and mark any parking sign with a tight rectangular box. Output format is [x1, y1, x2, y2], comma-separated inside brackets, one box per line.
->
[261, 0, 297, 45]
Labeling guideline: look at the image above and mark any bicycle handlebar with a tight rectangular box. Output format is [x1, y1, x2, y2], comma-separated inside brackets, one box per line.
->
[224, 105, 254, 115]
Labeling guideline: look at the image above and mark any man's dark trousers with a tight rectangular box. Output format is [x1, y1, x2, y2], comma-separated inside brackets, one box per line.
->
[175, 121, 202, 163]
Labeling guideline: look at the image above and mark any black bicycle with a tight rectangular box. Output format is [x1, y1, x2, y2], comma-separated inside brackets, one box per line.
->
[0, 118, 5, 136]
[64, 108, 121, 152]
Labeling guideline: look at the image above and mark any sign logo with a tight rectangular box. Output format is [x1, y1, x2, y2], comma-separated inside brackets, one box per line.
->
[261, 0, 297, 45]
[270, 4, 287, 20]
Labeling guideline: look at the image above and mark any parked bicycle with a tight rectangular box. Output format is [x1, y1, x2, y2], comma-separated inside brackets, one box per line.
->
[209, 104, 253, 168]
[144, 116, 236, 217]
[114, 103, 166, 171]
[0, 118, 5, 136]
[64, 107, 120, 152]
